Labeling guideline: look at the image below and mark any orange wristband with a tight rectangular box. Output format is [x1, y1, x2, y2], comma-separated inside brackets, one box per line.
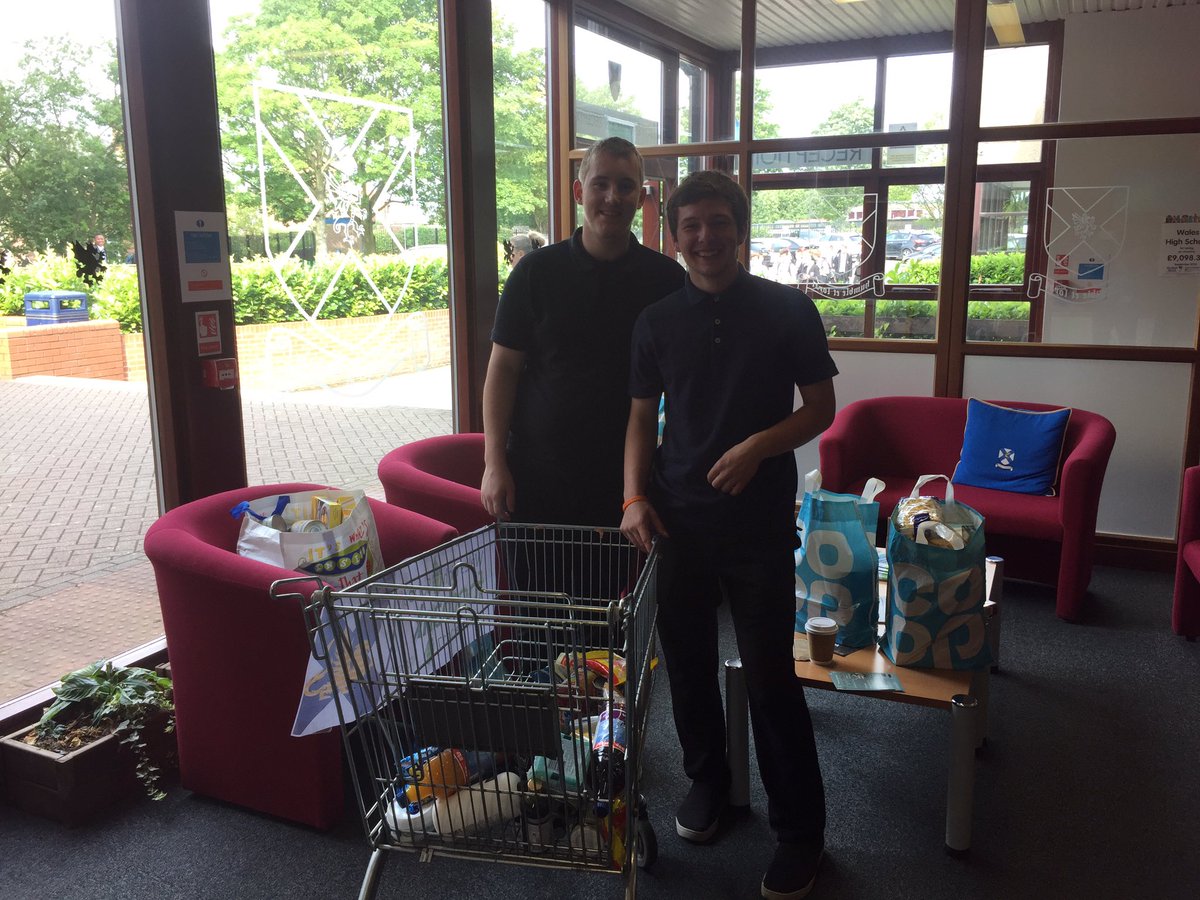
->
[622, 495, 648, 513]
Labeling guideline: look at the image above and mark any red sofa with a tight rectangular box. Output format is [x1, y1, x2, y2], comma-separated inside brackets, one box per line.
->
[144, 482, 456, 829]
[818, 396, 1116, 622]
[1173, 465, 1200, 640]
[378, 433, 492, 534]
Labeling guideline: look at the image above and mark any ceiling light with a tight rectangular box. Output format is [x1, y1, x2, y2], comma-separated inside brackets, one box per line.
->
[987, 0, 1026, 46]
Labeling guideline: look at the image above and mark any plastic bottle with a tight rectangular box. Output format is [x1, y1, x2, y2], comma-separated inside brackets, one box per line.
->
[432, 771, 523, 836]
[591, 706, 628, 816]
[404, 747, 470, 805]
[399, 746, 440, 784]
[382, 797, 438, 844]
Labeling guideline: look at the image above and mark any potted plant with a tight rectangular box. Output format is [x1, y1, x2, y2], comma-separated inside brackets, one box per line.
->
[0, 660, 176, 825]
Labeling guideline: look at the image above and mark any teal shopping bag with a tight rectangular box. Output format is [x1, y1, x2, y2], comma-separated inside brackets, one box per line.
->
[880, 475, 991, 670]
[795, 470, 885, 649]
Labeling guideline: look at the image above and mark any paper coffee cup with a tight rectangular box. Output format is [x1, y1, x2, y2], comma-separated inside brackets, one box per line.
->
[804, 617, 838, 666]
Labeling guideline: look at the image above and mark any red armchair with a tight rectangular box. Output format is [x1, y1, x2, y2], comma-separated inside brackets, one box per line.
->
[819, 396, 1116, 622]
[1173, 466, 1200, 640]
[143, 482, 456, 829]
[378, 433, 492, 534]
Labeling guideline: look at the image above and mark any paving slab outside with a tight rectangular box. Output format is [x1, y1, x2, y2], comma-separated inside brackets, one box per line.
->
[0, 369, 453, 702]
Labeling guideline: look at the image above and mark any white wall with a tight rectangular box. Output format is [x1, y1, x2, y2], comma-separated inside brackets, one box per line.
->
[795, 350, 935, 487]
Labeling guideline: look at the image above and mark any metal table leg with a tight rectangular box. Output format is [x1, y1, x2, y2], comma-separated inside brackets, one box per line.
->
[725, 658, 750, 808]
[985, 556, 1004, 673]
[945, 694, 979, 857]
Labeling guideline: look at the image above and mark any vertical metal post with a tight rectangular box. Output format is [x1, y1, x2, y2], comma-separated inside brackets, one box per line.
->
[985, 556, 1004, 672]
[724, 658, 750, 808]
[945, 694, 979, 857]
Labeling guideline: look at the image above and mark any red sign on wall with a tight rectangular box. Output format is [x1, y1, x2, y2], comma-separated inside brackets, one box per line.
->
[195, 310, 221, 356]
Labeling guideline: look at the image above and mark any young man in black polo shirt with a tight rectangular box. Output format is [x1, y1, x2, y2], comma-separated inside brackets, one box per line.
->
[482, 137, 684, 528]
[621, 171, 837, 900]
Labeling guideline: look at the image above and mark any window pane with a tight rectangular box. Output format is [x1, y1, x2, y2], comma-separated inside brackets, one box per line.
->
[678, 58, 705, 144]
[752, 0, 956, 139]
[494, 0, 549, 279]
[980, 45, 1048, 128]
[574, 25, 663, 146]
[1012, 134, 1199, 348]
[754, 60, 876, 141]
[989, 3, 1200, 124]
[212, 0, 454, 459]
[883, 52, 952, 141]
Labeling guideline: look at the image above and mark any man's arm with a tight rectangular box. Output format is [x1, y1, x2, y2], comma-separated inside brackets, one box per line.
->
[481, 343, 526, 520]
[620, 395, 667, 553]
[707, 378, 836, 496]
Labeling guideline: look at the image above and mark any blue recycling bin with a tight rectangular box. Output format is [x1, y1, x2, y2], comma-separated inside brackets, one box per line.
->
[24, 291, 89, 326]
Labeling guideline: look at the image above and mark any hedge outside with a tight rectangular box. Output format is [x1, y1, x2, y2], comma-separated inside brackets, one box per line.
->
[1, 253, 450, 333]
[814, 251, 1029, 320]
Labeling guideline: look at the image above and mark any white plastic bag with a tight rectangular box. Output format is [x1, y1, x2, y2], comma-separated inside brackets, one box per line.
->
[233, 489, 383, 590]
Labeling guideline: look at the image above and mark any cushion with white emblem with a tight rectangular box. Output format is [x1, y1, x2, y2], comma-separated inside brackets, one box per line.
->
[952, 399, 1071, 496]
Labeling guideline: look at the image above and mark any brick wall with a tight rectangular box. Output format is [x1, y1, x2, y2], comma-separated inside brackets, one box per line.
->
[0, 321, 127, 380]
[120, 309, 451, 391]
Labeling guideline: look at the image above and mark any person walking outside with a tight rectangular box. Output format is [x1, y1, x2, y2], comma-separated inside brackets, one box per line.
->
[621, 170, 837, 899]
[482, 137, 684, 528]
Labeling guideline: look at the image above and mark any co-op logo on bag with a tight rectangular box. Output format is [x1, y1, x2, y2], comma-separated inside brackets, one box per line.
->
[887, 562, 986, 668]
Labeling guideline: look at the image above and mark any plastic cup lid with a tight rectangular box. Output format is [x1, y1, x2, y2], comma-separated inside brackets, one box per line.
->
[805, 617, 839, 635]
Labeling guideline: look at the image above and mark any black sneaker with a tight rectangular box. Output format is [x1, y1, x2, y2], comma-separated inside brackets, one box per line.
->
[675, 780, 727, 843]
[761, 841, 823, 900]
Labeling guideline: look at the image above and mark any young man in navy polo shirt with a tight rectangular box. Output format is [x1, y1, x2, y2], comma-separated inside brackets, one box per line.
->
[483, 137, 684, 528]
[621, 170, 837, 899]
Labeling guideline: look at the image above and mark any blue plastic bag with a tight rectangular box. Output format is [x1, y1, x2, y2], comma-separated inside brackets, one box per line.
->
[880, 475, 991, 670]
[795, 470, 885, 649]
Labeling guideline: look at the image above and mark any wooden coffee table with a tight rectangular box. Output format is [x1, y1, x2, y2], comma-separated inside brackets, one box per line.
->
[724, 557, 1003, 856]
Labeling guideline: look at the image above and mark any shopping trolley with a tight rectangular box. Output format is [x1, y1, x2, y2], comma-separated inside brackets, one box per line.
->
[275, 523, 660, 900]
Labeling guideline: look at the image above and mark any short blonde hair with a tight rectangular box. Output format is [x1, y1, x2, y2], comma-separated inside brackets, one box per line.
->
[578, 137, 644, 186]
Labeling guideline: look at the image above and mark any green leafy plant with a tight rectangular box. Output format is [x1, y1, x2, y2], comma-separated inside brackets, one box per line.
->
[31, 660, 175, 800]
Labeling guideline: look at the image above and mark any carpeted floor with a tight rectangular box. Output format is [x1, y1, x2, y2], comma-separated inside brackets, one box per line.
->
[2, 565, 1197, 900]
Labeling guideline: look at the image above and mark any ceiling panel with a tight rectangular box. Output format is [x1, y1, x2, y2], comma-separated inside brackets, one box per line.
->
[616, 0, 1200, 53]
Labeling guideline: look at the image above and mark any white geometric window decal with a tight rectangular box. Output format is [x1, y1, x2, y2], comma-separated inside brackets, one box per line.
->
[1027, 186, 1128, 304]
[251, 83, 427, 396]
[254, 82, 420, 321]
[802, 193, 885, 301]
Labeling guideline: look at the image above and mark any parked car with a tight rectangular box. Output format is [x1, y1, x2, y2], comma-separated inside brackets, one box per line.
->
[910, 241, 942, 261]
[886, 230, 938, 259]
[1007, 233, 1028, 252]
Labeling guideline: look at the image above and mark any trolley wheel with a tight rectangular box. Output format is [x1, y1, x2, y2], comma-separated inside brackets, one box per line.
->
[635, 816, 657, 868]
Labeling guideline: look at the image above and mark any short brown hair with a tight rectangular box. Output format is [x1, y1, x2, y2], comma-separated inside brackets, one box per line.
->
[578, 137, 644, 186]
[666, 170, 749, 239]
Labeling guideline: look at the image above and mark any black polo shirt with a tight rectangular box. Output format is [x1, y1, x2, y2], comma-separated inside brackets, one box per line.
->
[492, 228, 684, 527]
[629, 267, 838, 548]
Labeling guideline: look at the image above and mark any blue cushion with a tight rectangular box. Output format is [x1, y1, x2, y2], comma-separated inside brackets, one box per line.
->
[952, 399, 1071, 496]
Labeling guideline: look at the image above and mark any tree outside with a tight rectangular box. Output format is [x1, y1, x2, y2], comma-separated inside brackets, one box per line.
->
[0, 38, 131, 260]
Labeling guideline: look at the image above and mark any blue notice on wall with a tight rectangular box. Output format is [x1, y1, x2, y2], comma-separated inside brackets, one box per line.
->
[183, 230, 222, 264]
[1077, 260, 1105, 280]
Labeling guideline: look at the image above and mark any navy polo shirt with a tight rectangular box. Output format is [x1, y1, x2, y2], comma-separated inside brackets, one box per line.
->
[492, 228, 684, 526]
[629, 267, 838, 547]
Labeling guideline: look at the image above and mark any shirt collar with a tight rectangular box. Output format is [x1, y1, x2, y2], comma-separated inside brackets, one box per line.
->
[683, 264, 750, 305]
[568, 227, 641, 272]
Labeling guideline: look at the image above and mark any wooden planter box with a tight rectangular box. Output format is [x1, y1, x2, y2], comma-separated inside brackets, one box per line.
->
[1, 725, 141, 825]
[1, 720, 176, 826]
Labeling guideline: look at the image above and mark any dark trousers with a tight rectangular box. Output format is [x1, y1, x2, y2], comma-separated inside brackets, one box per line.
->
[655, 531, 826, 844]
